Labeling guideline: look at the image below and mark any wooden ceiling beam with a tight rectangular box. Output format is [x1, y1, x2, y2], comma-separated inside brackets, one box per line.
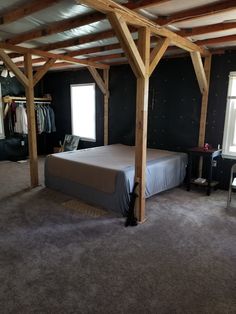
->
[0, 0, 60, 26]
[78, 0, 208, 55]
[178, 21, 236, 37]
[5, 12, 105, 45]
[108, 12, 145, 78]
[125, 0, 171, 10]
[196, 34, 236, 46]
[0, 42, 109, 69]
[156, 0, 236, 26]
[30, 48, 109, 69]
[36, 29, 118, 52]
[68, 42, 121, 57]
[88, 53, 125, 62]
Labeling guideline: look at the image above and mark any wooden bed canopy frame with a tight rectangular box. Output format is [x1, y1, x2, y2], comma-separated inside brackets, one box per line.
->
[0, 0, 211, 222]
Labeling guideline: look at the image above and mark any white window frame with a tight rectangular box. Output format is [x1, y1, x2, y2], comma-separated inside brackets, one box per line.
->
[70, 83, 96, 142]
[222, 72, 236, 159]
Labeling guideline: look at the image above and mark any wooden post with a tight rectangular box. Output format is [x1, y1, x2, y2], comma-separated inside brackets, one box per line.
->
[24, 53, 39, 187]
[103, 68, 109, 145]
[198, 54, 212, 177]
[135, 27, 150, 222]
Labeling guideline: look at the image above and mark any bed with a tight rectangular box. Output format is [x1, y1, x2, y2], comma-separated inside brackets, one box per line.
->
[45, 144, 187, 215]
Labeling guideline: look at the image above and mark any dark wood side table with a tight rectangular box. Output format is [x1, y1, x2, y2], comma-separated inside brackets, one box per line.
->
[187, 147, 222, 196]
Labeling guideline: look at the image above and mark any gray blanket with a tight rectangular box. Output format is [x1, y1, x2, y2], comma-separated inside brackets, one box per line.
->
[45, 144, 188, 215]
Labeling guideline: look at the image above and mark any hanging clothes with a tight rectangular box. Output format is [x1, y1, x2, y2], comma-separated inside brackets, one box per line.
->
[14, 104, 28, 134]
[35, 104, 56, 134]
[4, 100, 56, 135]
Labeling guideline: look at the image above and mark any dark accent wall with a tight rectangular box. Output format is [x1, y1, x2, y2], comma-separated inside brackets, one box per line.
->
[42, 69, 104, 150]
[108, 51, 236, 189]
[108, 57, 202, 150]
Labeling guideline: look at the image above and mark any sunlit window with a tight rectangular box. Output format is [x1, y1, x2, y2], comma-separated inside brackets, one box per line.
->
[70, 83, 96, 141]
[222, 72, 236, 158]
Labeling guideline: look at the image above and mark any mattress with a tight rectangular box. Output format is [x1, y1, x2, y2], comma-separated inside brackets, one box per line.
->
[45, 144, 188, 215]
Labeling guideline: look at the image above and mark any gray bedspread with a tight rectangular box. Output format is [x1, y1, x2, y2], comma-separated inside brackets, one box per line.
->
[45, 144, 187, 215]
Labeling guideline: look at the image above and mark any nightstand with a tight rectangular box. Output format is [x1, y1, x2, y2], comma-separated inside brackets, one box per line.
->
[186, 147, 222, 196]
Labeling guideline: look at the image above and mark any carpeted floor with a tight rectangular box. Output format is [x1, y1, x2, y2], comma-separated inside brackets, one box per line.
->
[0, 159, 235, 314]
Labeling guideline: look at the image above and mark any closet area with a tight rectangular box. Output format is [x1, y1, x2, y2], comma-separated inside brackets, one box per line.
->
[0, 95, 56, 161]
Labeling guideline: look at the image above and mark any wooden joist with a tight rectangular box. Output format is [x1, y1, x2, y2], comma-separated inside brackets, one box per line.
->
[125, 0, 171, 10]
[178, 21, 236, 37]
[196, 34, 236, 47]
[0, 0, 60, 25]
[156, 0, 236, 25]
[6, 12, 105, 45]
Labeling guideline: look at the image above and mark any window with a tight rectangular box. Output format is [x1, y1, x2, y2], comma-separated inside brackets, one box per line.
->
[70, 83, 96, 141]
[222, 72, 236, 159]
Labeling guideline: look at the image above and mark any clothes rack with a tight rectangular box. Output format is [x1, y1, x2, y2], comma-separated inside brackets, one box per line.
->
[3, 95, 52, 117]
[2, 95, 56, 135]
[3, 95, 52, 103]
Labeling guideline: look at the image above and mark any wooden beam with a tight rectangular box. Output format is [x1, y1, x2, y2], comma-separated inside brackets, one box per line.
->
[198, 55, 212, 177]
[103, 69, 109, 145]
[190, 51, 208, 94]
[0, 42, 109, 69]
[178, 21, 236, 37]
[196, 34, 236, 46]
[6, 12, 105, 45]
[68, 42, 121, 57]
[87, 53, 125, 62]
[125, 0, 171, 10]
[30, 49, 109, 69]
[0, 0, 60, 25]
[108, 12, 145, 78]
[0, 49, 29, 87]
[0, 43, 28, 54]
[78, 0, 208, 55]
[156, 0, 236, 25]
[24, 53, 38, 187]
[34, 28, 115, 52]
[198, 55, 212, 147]
[149, 37, 170, 76]
[88, 67, 107, 95]
[135, 27, 150, 222]
[33, 58, 56, 87]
